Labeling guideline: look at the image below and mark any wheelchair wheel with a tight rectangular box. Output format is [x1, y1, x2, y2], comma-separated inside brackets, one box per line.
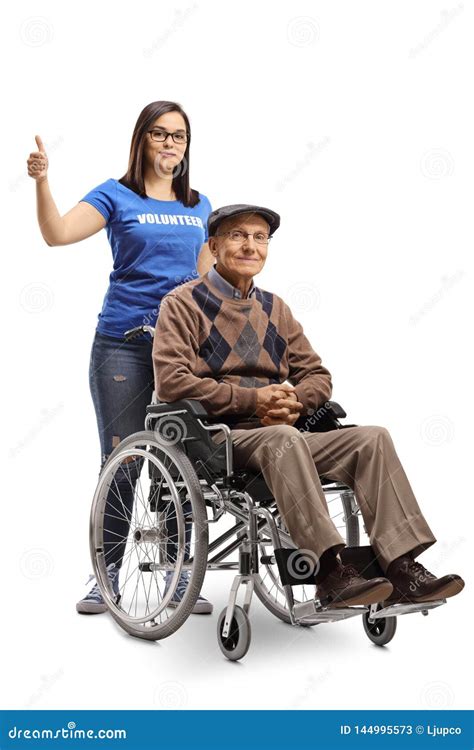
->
[90, 430, 208, 640]
[217, 606, 251, 661]
[254, 491, 359, 625]
[363, 605, 397, 646]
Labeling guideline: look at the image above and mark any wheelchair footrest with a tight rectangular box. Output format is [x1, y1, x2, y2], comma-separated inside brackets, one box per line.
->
[293, 600, 368, 624]
[293, 600, 319, 620]
[368, 599, 446, 620]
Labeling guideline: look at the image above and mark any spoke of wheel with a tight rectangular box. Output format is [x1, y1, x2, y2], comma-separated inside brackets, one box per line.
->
[97, 445, 199, 624]
[106, 483, 133, 524]
[103, 534, 136, 567]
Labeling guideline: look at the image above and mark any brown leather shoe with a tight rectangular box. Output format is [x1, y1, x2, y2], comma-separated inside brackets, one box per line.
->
[316, 562, 393, 608]
[385, 555, 465, 604]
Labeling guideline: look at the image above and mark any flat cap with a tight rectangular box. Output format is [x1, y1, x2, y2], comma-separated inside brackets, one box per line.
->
[207, 204, 280, 238]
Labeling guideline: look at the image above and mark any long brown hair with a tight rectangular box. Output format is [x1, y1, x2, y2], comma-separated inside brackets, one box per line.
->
[119, 101, 199, 207]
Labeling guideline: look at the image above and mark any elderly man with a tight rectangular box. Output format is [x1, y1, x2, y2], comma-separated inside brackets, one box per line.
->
[152, 204, 464, 608]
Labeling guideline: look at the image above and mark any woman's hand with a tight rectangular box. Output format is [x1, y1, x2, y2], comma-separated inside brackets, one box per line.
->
[27, 135, 49, 182]
[28, 134, 106, 246]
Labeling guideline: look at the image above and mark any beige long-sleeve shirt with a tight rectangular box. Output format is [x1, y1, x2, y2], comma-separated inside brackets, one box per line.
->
[152, 271, 332, 429]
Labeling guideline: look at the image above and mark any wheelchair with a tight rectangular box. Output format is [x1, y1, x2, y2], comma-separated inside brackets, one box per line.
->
[89, 326, 447, 661]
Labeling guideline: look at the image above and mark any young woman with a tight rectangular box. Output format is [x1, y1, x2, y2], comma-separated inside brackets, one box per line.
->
[27, 101, 214, 615]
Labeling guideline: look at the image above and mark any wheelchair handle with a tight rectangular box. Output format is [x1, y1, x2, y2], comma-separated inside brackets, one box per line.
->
[123, 325, 156, 342]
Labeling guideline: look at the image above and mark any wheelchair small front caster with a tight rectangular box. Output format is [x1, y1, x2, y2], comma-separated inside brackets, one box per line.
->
[217, 606, 251, 661]
[363, 604, 397, 646]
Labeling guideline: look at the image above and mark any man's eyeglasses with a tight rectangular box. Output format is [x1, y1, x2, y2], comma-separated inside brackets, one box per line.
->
[217, 229, 272, 245]
[148, 129, 188, 144]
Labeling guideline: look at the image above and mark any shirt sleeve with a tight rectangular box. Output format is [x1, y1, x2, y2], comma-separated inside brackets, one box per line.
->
[153, 293, 257, 416]
[200, 194, 212, 242]
[79, 179, 117, 224]
[283, 301, 333, 415]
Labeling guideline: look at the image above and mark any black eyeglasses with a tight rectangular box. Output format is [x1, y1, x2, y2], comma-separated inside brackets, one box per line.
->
[217, 229, 272, 245]
[147, 128, 188, 144]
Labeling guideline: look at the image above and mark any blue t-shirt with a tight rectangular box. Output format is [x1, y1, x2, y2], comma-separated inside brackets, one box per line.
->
[80, 178, 212, 338]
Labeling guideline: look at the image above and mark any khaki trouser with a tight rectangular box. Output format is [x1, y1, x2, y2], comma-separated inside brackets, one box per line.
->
[213, 424, 436, 572]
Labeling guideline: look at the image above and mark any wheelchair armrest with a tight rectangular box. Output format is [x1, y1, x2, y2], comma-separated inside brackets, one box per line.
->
[325, 400, 347, 419]
[294, 400, 348, 433]
[147, 399, 211, 418]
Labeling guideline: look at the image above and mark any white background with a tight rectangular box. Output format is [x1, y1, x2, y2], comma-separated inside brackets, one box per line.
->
[1, 0, 472, 711]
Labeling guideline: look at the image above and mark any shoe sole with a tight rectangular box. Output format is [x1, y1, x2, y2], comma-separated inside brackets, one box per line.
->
[76, 603, 108, 614]
[167, 600, 213, 615]
[385, 578, 464, 605]
[323, 581, 394, 608]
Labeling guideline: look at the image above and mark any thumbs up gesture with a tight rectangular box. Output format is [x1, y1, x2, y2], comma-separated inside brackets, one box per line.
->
[27, 135, 49, 182]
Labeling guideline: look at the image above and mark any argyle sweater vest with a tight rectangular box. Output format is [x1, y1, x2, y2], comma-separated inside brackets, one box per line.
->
[153, 273, 332, 429]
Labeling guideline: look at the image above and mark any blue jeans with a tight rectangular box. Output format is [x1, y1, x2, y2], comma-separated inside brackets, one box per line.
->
[89, 330, 155, 462]
[89, 331, 155, 567]
[89, 330, 191, 569]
